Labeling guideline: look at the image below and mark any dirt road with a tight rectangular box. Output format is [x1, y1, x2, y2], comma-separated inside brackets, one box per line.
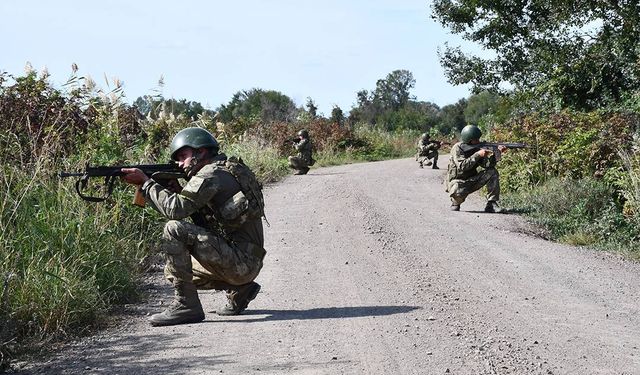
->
[12, 158, 640, 374]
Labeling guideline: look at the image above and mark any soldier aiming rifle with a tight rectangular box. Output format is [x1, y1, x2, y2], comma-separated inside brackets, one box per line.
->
[416, 133, 448, 169]
[446, 125, 527, 213]
[287, 129, 315, 175]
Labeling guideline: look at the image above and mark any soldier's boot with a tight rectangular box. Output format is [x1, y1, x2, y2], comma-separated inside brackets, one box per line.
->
[149, 282, 205, 326]
[484, 201, 504, 213]
[419, 161, 424, 168]
[300, 167, 310, 175]
[432, 164, 439, 169]
[217, 282, 261, 316]
[425, 161, 433, 166]
[450, 204, 460, 211]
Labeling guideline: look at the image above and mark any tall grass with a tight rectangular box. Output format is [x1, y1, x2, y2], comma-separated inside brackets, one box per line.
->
[502, 177, 640, 257]
[0, 136, 158, 365]
[222, 135, 290, 183]
[314, 124, 418, 166]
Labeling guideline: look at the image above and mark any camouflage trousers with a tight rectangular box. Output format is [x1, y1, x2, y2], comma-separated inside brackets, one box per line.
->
[417, 150, 438, 166]
[448, 168, 500, 205]
[161, 220, 264, 290]
[288, 155, 309, 171]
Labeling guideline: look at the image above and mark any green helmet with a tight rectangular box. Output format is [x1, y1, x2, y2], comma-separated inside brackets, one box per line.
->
[460, 125, 482, 143]
[297, 129, 309, 138]
[169, 127, 219, 160]
[421, 133, 430, 139]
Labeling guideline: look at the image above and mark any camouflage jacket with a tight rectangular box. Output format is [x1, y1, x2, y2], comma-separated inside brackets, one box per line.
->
[294, 138, 313, 164]
[418, 138, 439, 153]
[141, 154, 264, 247]
[446, 142, 485, 182]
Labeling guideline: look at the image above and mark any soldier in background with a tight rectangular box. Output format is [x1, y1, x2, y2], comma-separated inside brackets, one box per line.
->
[288, 129, 314, 175]
[416, 133, 441, 169]
[445, 125, 507, 213]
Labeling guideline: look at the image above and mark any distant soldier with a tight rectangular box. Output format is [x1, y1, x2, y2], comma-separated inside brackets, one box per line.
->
[446, 125, 507, 213]
[288, 129, 314, 175]
[416, 133, 441, 169]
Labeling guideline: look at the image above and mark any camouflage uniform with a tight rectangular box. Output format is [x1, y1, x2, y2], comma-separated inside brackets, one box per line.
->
[288, 137, 313, 174]
[416, 136, 440, 168]
[141, 153, 265, 298]
[446, 142, 500, 206]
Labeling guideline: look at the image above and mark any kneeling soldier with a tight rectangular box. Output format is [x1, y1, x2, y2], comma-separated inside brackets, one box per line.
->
[446, 125, 507, 213]
[122, 127, 266, 326]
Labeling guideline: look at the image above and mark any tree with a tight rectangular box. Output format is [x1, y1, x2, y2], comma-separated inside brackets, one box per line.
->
[463, 91, 499, 125]
[374, 69, 416, 111]
[431, 0, 640, 110]
[217, 88, 298, 124]
[349, 70, 417, 126]
[330, 105, 345, 126]
[305, 97, 318, 119]
[437, 98, 467, 135]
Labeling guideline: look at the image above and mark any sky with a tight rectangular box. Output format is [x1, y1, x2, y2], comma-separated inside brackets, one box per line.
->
[1, 0, 480, 116]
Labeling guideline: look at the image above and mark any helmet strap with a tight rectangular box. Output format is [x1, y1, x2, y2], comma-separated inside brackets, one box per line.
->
[184, 148, 207, 177]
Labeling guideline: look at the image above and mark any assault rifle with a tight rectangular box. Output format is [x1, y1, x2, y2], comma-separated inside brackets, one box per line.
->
[60, 163, 185, 205]
[459, 142, 528, 160]
[282, 137, 299, 145]
[433, 140, 452, 147]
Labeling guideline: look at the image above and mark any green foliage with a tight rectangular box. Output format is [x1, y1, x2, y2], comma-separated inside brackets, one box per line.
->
[329, 105, 345, 126]
[493, 110, 637, 192]
[221, 135, 289, 184]
[436, 99, 467, 134]
[0, 71, 93, 163]
[431, 0, 640, 110]
[313, 123, 417, 165]
[0, 153, 154, 366]
[374, 69, 416, 111]
[347, 70, 502, 136]
[503, 178, 640, 256]
[217, 88, 299, 126]
[304, 97, 318, 119]
[349, 70, 422, 129]
[464, 91, 499, 125]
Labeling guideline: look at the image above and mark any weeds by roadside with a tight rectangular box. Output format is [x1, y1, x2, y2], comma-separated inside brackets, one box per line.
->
[502, 177, 640, 258]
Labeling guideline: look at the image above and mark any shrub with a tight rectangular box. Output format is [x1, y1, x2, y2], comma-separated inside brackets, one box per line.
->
[503, 177, 640, 256]
[493, 110, 638, 191]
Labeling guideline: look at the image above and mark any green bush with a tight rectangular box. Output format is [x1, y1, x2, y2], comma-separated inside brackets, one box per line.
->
[0, 154, 157, 364]
[503, 177, 640, 256]
[494, 110, 637, 190]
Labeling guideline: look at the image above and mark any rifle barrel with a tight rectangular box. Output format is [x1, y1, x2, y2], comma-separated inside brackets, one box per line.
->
[59, 172, 84, 178]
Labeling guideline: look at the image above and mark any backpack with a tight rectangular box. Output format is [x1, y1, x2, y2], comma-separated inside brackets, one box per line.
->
[218, 156, 265, 222]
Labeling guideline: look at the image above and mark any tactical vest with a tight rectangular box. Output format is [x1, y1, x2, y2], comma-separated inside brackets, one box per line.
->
[447, 145, 497, 182]
[214, 156, 265, 228]
[189, 156, 265, 239]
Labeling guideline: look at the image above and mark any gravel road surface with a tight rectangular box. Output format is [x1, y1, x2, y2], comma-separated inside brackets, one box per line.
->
[11, 158, 640, 374]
